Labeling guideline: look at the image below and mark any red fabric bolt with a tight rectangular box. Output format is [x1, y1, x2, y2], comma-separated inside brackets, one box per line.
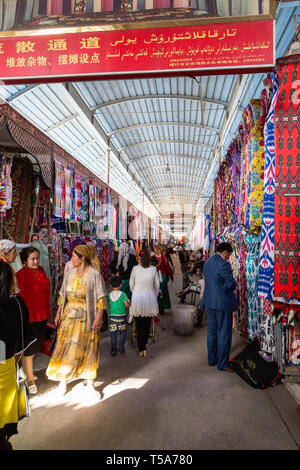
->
[274, 55, 300, 300]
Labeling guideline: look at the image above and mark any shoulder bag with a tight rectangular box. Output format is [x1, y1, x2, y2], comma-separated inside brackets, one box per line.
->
[14, 296, 31, 420]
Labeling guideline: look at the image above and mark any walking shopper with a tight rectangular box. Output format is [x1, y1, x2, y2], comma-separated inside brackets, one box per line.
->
[129, 251, 160, 357]
[108, 275, 130, 356]
[0, 239, 19, 293]
[46, 245, 106, 396]
[16, 247, 51, 395]
[152, 245, 173, 313]
[0, 261, 36, 450]
[202, 242, 237, 372]
[178, 243, 190, 272]
[190, 248, 204, 275]
[116, 241, 138, 300]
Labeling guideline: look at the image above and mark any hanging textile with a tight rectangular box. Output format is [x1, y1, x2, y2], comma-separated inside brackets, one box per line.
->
[89, 182, 95, 223]
[0, 156, 7, 214]
[289, 321, 300, 365]
[63, 0, 72, 14]
[95, 186, 100, 222]
[54, 160, 65, 218]
[64, 167, 72, 220]
[239, 106, 252, 226]
[81, 177, 88, 222]
[247, 99, 265, 229]
[5, 158, 13, 212]
[274, 55, 300, 301]
[258, 71, 279, 300]
[75, 173, 82, 221]
[5, 157, 33, 243]
[74, 0, 86, 13]
[242, 230, 262, 340]
[121, 0, 133, 9]
[69, 167, 76, 221]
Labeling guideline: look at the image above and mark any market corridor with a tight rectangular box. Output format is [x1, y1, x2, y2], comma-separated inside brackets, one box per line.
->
[11, 262, 300, 451]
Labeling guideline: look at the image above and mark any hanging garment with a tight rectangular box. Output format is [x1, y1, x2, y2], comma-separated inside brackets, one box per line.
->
[0, 156, 6, 214]
[274, 55, 300, 301]
[86, 0, 93, 11]
[64, 167, 72, 220]
[54, 161, 65, 218]
[243, 230, 262, 340]
[89, 182, 95, 223]
[38, 0, 47, 14]
[14, 0, 25, 26]
[63, 0, 72, 14]
[5, 157, 32, 243]
[289, 322, 300, 365]
[51, 0, 63, 14]
[75, 173, 82, 222]
[24, 0, 34, 20]
[102, 0, 113, 11]
[258, 71, 279, 300]
[46, 0, 51, 15]
[69, 167, 76, 221]
[94, 0, 101, 11]
[74, 0, 86, 12]
[32, 0, 39, 16]
[259, 313, 276, 356]
[247, 99, 265, 229]
[5, 157, 13, 211]
[2, 0, 18, 31]
[239, 106, 252, 226]
[81, 177, 88, 222]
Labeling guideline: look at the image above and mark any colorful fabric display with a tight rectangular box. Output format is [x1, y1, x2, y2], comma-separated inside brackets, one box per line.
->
[247, 99, 265, 229]
[258, 71, 279, 300]
[274, 55, 300, 302]
[0, 156, 7, 214]
[89, 182, 95, 223]
[70, 167, 76, 220]
[81, 177, 88, 222]
[75, 173, 82, 221]
[64, 167, 72, 220]
[244, 230, 262, 340]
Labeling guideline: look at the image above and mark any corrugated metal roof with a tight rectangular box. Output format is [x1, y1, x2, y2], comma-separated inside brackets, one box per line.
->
[0, 3, 298, 235]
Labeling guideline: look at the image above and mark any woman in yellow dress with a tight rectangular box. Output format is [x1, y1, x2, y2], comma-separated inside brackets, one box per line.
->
[46, 245, 106, 396]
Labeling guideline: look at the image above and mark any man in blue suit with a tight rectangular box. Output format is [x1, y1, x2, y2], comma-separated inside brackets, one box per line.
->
[202, 242, 238, 372]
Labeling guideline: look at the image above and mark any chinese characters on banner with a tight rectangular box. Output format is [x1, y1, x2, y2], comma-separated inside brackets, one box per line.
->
[0, 20, 274, 82]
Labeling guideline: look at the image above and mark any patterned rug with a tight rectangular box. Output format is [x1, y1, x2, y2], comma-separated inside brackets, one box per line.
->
[5, 157, 32, 243]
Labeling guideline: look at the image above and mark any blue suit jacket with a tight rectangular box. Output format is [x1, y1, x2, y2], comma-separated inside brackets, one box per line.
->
[202, 254, 238, 312]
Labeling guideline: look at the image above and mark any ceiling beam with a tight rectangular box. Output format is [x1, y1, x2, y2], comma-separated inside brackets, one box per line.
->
[135, 164, 207, 174]
[6, 84, 40, 102]
[44, 113, 80, 133]
[118, 140, 214, 155]
[126, 153, 209, 165]
[91, 94, 228, 112]
[107, 121, 220, 136]
[140, 172, 201, 181]
[144, 181, 201, 189]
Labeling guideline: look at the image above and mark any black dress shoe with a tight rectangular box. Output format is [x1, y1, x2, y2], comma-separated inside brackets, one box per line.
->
[111, 350, 117, 356]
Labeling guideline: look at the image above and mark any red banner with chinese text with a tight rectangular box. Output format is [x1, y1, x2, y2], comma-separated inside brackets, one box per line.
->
[0, 20, 274, 83]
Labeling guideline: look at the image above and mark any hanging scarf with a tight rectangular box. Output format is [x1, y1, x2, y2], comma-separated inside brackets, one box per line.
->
[0, 156, 6, 214]
[75, 173, 82, 222]
[64, 167, 72, 220]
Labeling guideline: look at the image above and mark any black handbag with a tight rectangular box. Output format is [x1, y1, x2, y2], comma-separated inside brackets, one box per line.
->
[100, 310, 108, 332]
[230, 337, 280, 389]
